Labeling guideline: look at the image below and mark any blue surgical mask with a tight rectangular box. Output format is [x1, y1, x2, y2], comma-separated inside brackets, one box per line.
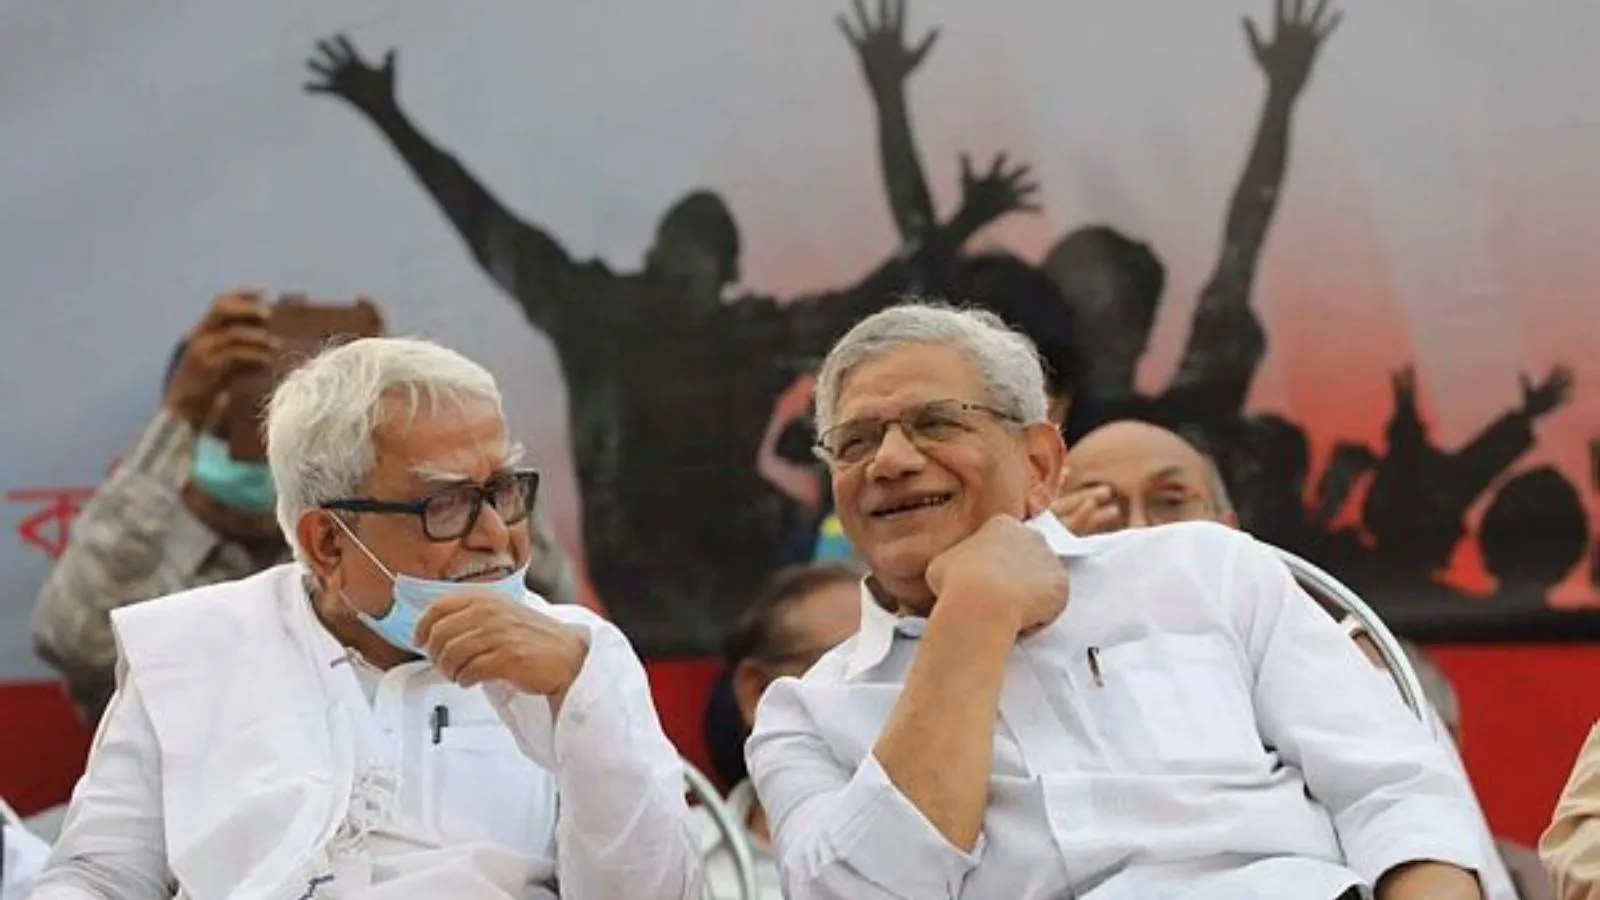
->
[327, 515, 529, 656]
[191, 433, 277, 515]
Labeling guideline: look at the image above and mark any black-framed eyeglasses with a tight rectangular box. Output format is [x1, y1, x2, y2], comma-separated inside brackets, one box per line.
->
[320, 469, 540, 542]
[814, 399, 1022, 467]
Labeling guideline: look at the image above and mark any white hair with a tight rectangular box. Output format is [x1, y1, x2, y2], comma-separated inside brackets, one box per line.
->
[814, 300, 1050, 433]
[267, 336, 504, 560]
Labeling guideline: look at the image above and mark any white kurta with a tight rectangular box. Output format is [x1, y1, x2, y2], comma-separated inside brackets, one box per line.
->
[30, 564, 702, 900]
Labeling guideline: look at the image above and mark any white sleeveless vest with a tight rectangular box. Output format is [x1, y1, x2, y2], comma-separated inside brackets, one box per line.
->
[113, 564, 379, 900]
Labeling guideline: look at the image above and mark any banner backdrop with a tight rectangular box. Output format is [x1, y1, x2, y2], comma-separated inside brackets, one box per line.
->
[2, 0, 1598, 826]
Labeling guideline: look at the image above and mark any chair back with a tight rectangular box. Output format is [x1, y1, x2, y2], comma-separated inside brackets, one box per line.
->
[683, 757, 759, 900]
[1269, 546, 1430, 724]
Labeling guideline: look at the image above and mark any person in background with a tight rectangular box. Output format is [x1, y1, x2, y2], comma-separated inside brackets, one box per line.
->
[1051, 418, 1237, 535]
[31, 290, 294, 726]
[31, 289, 577, 728]
[695, 563, 862, 899]
[1058, 417, 1538, 900]
[30, 336, 700, 899]
[1543, 721, 1600, 900]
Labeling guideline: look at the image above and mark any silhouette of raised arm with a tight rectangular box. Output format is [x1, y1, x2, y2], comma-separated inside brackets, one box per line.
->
[306, 35, 578, 334]
[840, 0, 1039, 255]
[1446, 365, 1574, 512]
[839, 0, 940, 244]
[1171, 0, 1341, 406]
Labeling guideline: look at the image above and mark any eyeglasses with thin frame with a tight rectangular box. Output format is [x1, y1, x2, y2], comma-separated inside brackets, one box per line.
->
[320, 469, 540, 542]
[814, 399, 1022, 467]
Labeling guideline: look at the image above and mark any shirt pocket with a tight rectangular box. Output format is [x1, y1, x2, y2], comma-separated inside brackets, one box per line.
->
[1081, 633, 1266, 773]
[429, 718, 559, 855]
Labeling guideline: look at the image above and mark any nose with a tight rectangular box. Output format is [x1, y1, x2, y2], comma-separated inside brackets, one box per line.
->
[1125, 496, 1150, 529]
[865, 424, 926, 481]
[462, 498, 513, 554]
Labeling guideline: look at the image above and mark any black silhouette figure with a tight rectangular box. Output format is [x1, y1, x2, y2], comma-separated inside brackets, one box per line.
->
[1479, 466, 1591, 606]
[1219, 412, 1312, 549]
[304, 34, 1023, 653]
[1050, 0, 1341, 440]
[1361, 365, 1574, 582]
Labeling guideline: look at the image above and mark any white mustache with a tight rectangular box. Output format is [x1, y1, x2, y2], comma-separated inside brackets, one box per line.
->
[446, 555, 517, 581]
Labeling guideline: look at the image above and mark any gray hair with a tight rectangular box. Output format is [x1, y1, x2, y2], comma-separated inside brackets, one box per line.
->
[814, 300, 1050, 433]
[266, 336, 504, 560]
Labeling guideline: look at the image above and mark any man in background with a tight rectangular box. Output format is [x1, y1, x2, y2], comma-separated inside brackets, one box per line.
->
[32, 290, 295, 726]
[696, 562, 862, 899]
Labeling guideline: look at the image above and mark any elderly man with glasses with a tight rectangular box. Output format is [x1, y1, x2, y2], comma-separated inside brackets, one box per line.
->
[31, 337, 701, 900]
[746, 302, 1488, 900]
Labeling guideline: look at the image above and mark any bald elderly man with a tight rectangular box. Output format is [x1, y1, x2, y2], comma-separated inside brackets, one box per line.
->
[1053, 419, 1539, 900]
[1052, 419, 1237, 534]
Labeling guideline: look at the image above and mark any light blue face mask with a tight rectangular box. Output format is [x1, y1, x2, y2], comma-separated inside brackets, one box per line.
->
[328, 515, 529, 656]
[191, 433, 277, 515]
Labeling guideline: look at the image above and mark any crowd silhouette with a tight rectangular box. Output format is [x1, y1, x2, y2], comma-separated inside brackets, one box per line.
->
[303, 0, 1596, 651]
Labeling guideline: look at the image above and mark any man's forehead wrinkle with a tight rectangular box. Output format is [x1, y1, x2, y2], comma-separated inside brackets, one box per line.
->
[406, 440, 519, 484]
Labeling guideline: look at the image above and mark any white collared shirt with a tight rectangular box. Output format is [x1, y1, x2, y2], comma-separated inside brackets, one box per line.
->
[32, 590, 701, 900]
[747, 515, 1487, 900]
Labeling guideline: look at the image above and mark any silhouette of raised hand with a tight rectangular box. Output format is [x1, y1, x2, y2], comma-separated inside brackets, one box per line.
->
[1383, 366, 1427, 445]
[1244, 0, 1341, 100]
[837, 0, 939, 97]
[1390, 366, 1418, 411]
[1520, 364, 1574, 419]
[955, 152, 1041, 229]
[304, 34, 397, 113]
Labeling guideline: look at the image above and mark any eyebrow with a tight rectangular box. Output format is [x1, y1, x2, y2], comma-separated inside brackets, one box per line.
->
[1149, 465, 1189, 482]
[408, 442, 527, 485]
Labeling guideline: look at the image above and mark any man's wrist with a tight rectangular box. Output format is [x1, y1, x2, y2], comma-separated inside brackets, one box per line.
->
[931, 577, 1024, 638]
[363, 98, 405, 129]
[164, 394, 209, 431]
[546, 628, 592, 719]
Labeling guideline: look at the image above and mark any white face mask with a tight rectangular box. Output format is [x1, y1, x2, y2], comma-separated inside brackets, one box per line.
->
[327, 515, 527, 655]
